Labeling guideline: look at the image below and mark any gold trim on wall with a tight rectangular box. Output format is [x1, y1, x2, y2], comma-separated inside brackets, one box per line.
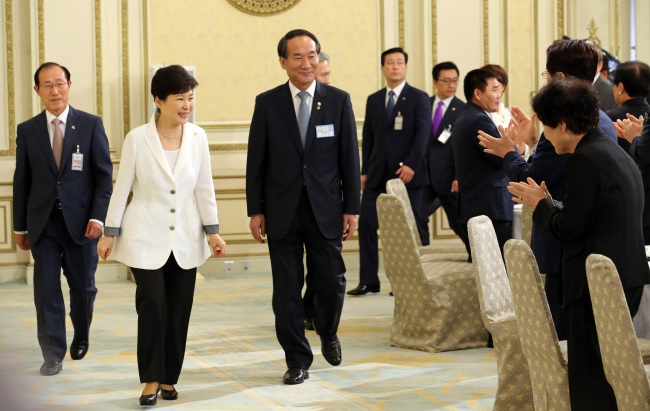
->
[398, 0, 404, 49]
[614, 0, 619, 57]
[534, 0, 540, 92]
[121, 0, 130, 137]
[483, 0, 489, 64]
[38, 0, 43, 65]
[503, 0, 509, 106]
[567, 0, 572, 37]
[142, 0, 148, 125]
[557, 0, 564, 39]
[379, 0, 384, 53]
[0, 198, 15, 252]
[94, 0, 102, 119]
[225, 0, 301, 16]
[1, 0, 16, 156]
[431, 0, 437, 65]
[209, 144, 248, 151]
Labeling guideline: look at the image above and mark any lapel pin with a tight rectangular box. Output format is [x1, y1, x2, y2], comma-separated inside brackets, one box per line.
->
[451, 107, 456, 111]
[402, 97, 406, 100]
[71, 125, 76, 129]
[317, 102, 321, 110]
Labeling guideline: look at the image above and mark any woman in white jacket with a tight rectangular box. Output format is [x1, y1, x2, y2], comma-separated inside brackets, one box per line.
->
[97, 65, 226, 406]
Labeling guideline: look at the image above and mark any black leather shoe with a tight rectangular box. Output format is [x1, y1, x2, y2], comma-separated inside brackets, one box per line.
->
[160, 386, 178, 400]
[304, 317, 315, 331]
[39, 361, 62, 376]
[70, 339, 89, 360]
[283, 368, 309, 385]
[139, 385, 160, 406]
[321, 335, 342, 366]
[346, 284, 380, 296]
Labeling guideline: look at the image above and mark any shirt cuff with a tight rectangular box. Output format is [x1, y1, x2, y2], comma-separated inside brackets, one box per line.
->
[204, 224, 219, 234]
[89, 219, 104, 227]
[14, 231, 27, 235]
[103, 227, 120, 236]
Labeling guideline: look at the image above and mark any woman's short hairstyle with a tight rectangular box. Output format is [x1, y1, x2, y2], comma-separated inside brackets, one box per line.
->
[481, 64, 508, 88]
[150, 65, 198, 108]
[531, 79, 599, 135]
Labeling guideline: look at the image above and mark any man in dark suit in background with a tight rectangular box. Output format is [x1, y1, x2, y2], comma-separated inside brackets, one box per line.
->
[349, 47, 431, 296]
[419, 61, 466, 248]
[13, 62, 113, 376]
[594, 54, 618, 112]
[608, 60, 650, 153]
[246, 29, 360, 385]
[452, 68, 512, 253]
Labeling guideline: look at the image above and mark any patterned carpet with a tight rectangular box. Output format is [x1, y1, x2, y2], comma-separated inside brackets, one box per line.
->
[0, 270, 498, 410]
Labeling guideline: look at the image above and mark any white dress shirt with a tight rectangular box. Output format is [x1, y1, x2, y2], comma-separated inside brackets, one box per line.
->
[288, 80, 316, 121]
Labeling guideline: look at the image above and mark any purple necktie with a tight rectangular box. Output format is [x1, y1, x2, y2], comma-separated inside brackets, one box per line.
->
[432, 100, 444, 136]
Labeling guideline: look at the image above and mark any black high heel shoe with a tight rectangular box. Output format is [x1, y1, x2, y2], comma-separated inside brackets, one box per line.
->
[160, 386, 178, 400]
[139, 384, 160, 406]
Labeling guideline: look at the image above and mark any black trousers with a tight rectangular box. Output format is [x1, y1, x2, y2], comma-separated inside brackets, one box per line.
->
[358, 184, 423, 286]
[419, 184, 464, 247]
[302, 255, 317, 319]
[267, 188, 346, 369]
[30, 206, 98, 362]
[131, 253, 196, 384]
[545, 271, 568, 340]
[567, 286, 643, 410]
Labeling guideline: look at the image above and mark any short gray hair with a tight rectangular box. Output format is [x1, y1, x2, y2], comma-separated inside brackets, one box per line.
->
[319, 52, 330, 63]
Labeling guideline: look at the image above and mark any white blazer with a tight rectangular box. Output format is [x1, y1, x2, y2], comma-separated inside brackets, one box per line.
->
[104, 116, 219, 270]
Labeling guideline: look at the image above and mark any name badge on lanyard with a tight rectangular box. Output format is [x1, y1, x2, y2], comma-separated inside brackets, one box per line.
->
[72, 145, 83, 171]
[394, 111, 403, 130]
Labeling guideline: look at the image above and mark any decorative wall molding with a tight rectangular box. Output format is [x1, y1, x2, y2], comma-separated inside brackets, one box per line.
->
[94, 0, 102, 119]
[557, 0, 565, 39]
[225, 0, 301, 16]
[121, 0, 130, 136]
[0, 197, 15, 252]
[398, 0, 404, 48]
[483, 0, 489, 64]
[431, 0, 437, 65]
[614, 0, 619, 57]
[1, 0, 16, 156]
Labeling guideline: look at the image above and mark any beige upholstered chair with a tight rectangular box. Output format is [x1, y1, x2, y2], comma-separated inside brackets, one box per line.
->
[468, 216, 535, 410]
[504, 240, 570, 411]
[586, 254, 650, 410]
[376, 194, 488, 352]
[385, 178, 466, 262]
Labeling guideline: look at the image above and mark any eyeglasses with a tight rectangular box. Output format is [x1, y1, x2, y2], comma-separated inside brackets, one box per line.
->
[438, 79, 459, 85]
[39, 82, 69, 90]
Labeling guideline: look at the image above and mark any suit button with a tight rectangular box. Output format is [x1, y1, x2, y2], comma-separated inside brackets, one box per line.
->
[303, 165, 308, 169]
[170, 226, 175, 231]
[170, 190, 176, 194]
[57, 181, 61, 185]
[170, 209, 175, 213]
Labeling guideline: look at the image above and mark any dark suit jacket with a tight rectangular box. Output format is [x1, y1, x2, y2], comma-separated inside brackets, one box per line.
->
[13, 106, 113, 245]
[533, 128, 650, 306]
[629, 118, 650, 241]
[594, 75, 618, 113]
[361, 82, 431, 189]
[246, 81, 360, 240]
[427, 95, 465, 195]
[607, 98, 650, 153]
[452, 102, 512, 224]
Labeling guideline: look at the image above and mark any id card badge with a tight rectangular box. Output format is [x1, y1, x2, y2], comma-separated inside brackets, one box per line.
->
[71, 145, 83, 171]
[438, 128, 452, 144]
[394, 112, 403, 130]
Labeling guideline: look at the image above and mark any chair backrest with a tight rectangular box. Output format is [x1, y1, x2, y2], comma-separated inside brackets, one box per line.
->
[586, 254, 650, 410]
[468, 215, 515, 328]
[504, 240, 569, 408]
[386, 178, 422, 246]
[521, 205, 533, 247]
